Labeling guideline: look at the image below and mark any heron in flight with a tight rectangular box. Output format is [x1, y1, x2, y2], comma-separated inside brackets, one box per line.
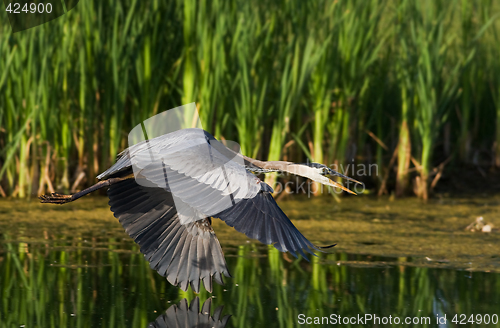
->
[40, 128, 360, 293]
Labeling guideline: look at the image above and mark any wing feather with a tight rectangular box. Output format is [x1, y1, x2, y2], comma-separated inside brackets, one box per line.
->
[100, 129, 261, 225]
[214, 190, 327, 260]
[107, 177, 230, 292]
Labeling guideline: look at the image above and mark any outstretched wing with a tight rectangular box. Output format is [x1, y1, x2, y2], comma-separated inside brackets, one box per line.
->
[97, 128, 207, 180]
[107, 177, 231, 293]
[98, 128, 261, 224]
[214, 190, 329, 260]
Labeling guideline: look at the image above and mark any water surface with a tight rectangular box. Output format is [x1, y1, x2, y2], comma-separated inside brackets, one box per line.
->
[1, 196, 499, 327]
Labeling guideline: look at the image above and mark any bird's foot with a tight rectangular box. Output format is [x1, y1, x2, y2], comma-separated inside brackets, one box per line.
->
[39, 193, 73, 204]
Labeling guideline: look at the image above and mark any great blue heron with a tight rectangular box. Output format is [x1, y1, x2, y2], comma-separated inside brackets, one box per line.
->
[40, 128, 360, 292]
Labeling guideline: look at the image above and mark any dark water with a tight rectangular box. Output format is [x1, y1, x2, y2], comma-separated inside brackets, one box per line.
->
[1, 197, 500, 327]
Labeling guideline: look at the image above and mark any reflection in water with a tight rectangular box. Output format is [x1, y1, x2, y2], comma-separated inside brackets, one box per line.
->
[148, 297, 230, 328]
[0, 236, 499, 327]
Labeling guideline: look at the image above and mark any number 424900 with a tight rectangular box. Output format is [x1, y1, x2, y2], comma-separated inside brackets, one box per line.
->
[5, 3, 53, 14]
[452, 314, 498, 325]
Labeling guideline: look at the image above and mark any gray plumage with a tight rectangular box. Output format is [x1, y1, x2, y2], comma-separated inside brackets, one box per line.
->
[40, 128, 360, 292]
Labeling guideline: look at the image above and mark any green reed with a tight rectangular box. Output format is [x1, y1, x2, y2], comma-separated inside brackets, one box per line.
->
[1, 0, 500, 199]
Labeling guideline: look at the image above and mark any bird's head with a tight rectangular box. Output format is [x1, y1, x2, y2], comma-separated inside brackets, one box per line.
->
[309, 163, 359, 181]
[291, 162, 362, 195]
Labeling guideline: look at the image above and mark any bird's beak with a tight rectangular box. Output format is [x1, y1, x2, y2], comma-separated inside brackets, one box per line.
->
[287, 164, 359, 195]
[327, 178, 357, 195]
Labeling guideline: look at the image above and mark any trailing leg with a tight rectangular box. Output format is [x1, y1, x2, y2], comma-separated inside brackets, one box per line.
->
[39, 177, 130, 204]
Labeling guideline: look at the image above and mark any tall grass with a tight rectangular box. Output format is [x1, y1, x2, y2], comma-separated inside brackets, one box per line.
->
[1, 0, 500, 199]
